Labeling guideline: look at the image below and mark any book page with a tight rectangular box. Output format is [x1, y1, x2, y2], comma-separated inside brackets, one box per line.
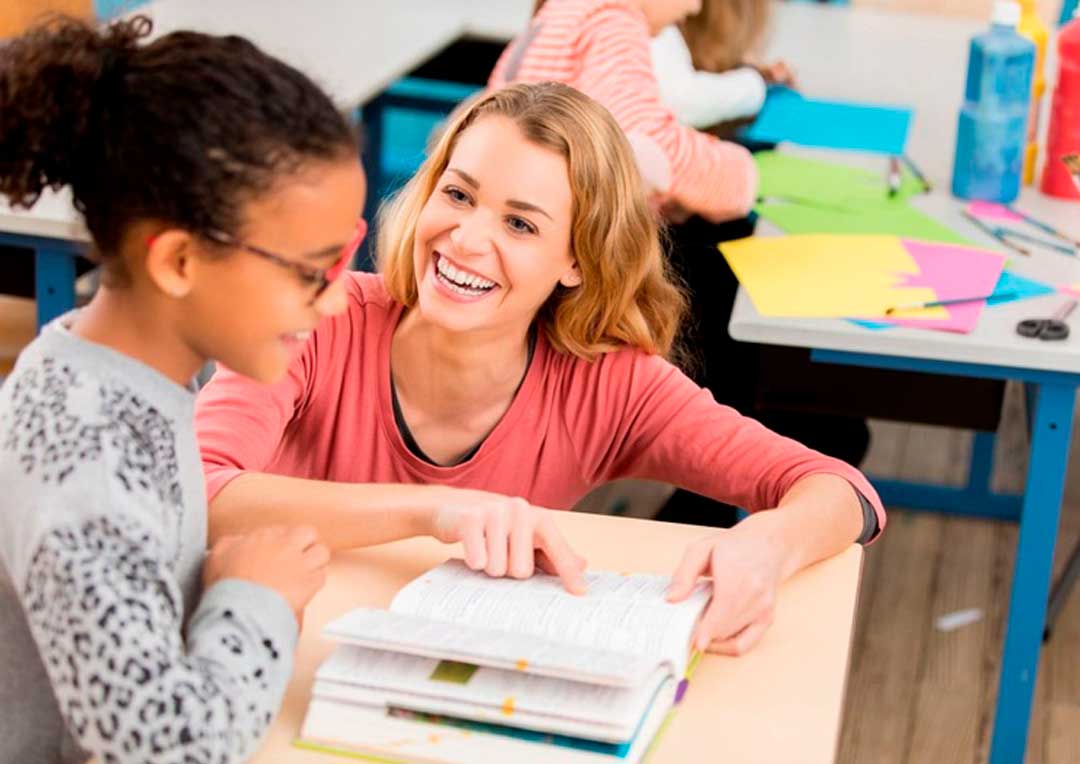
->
[390, 560, 710, 676]
[324, 608, 656, 686]
[314, 644, 666, 740]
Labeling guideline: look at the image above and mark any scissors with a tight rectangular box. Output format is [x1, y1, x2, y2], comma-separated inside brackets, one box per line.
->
[1017, 299, 1077, 341]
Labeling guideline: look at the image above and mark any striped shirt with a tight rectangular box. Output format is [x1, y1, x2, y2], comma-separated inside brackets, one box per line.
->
[489, 0, 758, 222]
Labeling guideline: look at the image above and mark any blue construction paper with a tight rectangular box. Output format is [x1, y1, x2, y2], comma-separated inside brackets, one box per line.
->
[986, 270, 1055, 305]
[848, 319, 894, 330]
[743, 86, 913, 156]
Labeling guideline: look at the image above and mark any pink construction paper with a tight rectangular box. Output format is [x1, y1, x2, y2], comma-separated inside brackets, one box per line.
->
[965, 201, 1025, 224]
[883, 239, 1007, 333]
[1060, 282, 1080, 299]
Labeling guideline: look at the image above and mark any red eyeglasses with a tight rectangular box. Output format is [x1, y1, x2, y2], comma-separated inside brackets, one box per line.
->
[200, 218, 368, 298]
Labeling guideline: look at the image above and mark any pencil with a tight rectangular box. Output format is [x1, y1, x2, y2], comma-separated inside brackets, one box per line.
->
[885, 291, 1017, 315]
[962, 210, 1031, 256]
[1006, 205, 1080, 249]
[900, 154, 932, 193]
[996, 227, 1078, 256]
[887, 157, 902, 198]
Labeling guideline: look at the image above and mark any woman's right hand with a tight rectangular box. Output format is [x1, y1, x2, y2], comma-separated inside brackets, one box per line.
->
[430, 497, 589, 595]
[203, 525, 331, 625]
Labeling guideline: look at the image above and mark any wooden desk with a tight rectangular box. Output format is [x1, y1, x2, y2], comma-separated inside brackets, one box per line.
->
[250, 512, 863, 764]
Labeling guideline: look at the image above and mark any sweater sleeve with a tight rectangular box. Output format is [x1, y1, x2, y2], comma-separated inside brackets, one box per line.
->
[571, 351, 885, 540]
[576, 7, 758, 221]
[195, 337, 318, 502]
[650, 25, 767, 128]
[19, 511, 298, 764]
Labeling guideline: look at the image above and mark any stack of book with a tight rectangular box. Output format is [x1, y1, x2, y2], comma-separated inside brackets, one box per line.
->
[298, 560, 710, 763]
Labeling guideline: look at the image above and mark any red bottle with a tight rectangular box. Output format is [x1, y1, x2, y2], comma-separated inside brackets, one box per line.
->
[1041, 14, 1080, 197]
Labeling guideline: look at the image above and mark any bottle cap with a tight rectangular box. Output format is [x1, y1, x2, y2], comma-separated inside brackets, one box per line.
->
[992, 0, 1021, 26]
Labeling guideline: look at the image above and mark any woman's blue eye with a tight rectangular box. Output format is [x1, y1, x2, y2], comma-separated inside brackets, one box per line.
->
[444, 186, 470, 204]
[507, 216, 536, 235]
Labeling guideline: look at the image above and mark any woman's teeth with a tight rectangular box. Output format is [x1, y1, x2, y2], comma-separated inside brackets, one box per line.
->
[436, 255, 496, 295]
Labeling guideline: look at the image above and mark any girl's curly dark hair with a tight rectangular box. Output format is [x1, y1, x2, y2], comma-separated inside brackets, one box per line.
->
[0, 15, 358, 265]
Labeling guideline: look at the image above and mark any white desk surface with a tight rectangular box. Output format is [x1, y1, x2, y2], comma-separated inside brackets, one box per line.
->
[731, 5, 1080, 376]
[0, 188, 88, 245]
[0, 1, 532, 244]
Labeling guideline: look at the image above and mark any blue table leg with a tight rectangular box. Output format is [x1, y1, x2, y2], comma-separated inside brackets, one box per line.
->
[34, 246, 77, 329]
[990, 381, 1076, 764]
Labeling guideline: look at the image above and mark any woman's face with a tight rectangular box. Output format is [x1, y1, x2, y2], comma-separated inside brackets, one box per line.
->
[411, 115, 579, 339]
[185, 157, 367, 384]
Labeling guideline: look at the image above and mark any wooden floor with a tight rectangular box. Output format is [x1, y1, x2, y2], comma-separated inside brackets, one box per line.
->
[840, 384, 1080, 764]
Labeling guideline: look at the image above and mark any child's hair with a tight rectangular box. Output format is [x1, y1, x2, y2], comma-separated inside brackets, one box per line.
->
[0, 15, 358, 280]
[680, 0, 772, 74]
[377, 82, 688, 362]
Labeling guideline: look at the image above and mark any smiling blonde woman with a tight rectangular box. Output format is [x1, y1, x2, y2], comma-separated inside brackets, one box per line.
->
[195, 82, 885, 656]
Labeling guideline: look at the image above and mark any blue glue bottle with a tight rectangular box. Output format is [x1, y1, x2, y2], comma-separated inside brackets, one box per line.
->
[951, 0, 1035, 202]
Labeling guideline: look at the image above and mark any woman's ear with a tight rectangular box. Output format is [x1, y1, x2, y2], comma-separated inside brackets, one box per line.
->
[144, 230, 197, 299]
[559, 261, 582, 288]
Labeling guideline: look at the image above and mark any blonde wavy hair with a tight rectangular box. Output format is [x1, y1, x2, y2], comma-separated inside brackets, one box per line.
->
[377, 82, 687, 361]
[680, 0, 772, 74]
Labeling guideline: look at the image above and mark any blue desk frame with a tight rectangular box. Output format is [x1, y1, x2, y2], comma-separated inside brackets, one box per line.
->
[0, 231, 83, 330]
[813, 347, 1076, 764]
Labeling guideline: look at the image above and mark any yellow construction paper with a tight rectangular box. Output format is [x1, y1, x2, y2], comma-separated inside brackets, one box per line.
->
[719, 234, 946, 318]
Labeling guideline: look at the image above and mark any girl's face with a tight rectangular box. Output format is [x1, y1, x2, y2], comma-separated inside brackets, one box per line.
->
[411, 115, 579, 339]
[641, 0, 703, 33]
[186, 157, 367, 384]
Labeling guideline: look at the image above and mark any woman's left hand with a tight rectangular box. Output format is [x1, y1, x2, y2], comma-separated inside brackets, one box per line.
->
[665, 524, 785, 656]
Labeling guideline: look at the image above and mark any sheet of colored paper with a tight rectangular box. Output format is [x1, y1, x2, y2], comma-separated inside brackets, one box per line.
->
[1061, 282, 1080, 298]
[850, 270, 1052, 331]
[880, 240, 1007, 332]
[987, 270, 1055, 305]
[849, 319, 894, 330]
[721, 235, 1006, 330]
[743, 87, 913, 155]
[756, 199, 971, 244]
[720, 234, 940, 317]
[965, 201, 1025, 224]
[755, 151, 925, 207]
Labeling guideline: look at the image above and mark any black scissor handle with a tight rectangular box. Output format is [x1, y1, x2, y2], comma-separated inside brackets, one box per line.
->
[1016, 318, 1070, 340]
[1017, 318, 1045, 338]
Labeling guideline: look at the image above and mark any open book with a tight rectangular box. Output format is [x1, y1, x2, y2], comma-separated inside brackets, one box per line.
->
[298, 560, 710, 764]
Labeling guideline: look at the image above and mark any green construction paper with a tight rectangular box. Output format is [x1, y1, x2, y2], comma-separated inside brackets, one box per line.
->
[754, 151, 925, 208]
[755, 200, 972, 244]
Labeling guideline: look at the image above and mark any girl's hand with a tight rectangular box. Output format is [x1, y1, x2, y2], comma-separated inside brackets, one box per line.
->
[430, 498, 588, 595]
[665, 525, 785, 656]
[758, 59, 796, 88]
[204, 525, 331, 627]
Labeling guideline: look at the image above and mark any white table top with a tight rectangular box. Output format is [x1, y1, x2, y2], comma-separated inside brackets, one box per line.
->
[0, 188, 88, 245]
[0, 1, 533, 245]
[139, 0, 531, 105]
[731, 5, 1080, 376]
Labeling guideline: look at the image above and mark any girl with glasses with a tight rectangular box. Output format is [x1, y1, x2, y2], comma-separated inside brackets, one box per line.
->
[0, 15, 364, 764]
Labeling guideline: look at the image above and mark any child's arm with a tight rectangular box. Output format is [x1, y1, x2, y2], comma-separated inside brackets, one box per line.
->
[650, 25, 767, 129]
[15, 509, 304, 764]
[575, 7, 758, 222]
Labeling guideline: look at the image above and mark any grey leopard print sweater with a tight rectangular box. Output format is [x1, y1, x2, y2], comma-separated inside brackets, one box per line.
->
[0, 316, 298, 764]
